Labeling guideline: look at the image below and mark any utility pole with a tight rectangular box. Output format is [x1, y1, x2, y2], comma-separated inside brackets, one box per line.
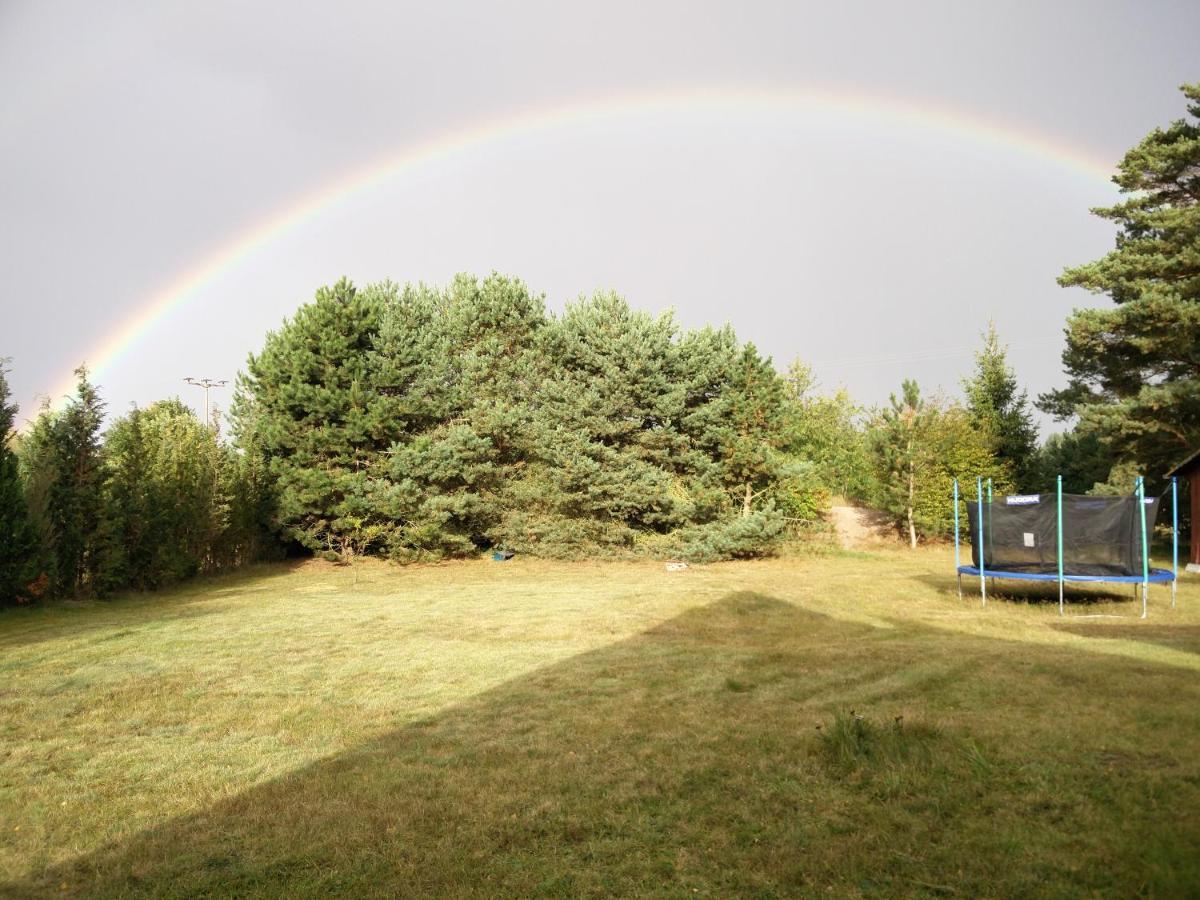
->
[183, 377, 228, 428]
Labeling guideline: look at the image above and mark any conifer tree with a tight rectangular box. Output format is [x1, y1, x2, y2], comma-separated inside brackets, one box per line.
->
[504, 291, 685, 554]
[675, 325, 741, 520]
[1040, 83, 1200, 475]
[719, 343, 786, 518]
[1034, 429, 1114, 495]
[962, 323, 1039, 490]
[0, 362, 37, 604]
[379, 273, 548, 557]
[46, 366, 108, 596]
[233, 278, 391, 554]
[16, 401, 60, 595]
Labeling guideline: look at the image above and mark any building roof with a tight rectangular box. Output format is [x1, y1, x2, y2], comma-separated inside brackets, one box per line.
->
[1166, 446, 1200, 478]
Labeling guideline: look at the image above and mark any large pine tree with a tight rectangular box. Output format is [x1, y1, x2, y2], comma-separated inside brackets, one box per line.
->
[1040, 82, 1200, 477]
[233, 278, 392, 553]
[507, 291, 686, 554]
[380, 273, 548, 557]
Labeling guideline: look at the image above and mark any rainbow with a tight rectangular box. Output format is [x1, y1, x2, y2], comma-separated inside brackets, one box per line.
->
[48, 84, 1116, 404]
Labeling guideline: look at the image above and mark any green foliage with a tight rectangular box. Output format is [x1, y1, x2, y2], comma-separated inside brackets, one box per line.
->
[507, 292, 686, 550]
[233, 277, 393, 554]
[782, 361, 872, 500]
[1040, 83, 1200, 477]
[767, 457, 829, 526]
[962, 323, 1039, 490]
[676, 506, 786, 562]
[236, 274, 797, 563]
[9, 363, 276, 601]
[105, 400, 230, 588]
[1085, 460, 1142, 497]
[20, 367, 111, 597]
[868, 382, 1005, 544]
[1034, 429, 1115, 494]
[718, 343, 787, 517]
[0, 362, 37, 604]
[868, 380, 935, 547]
[920, 404, 1009, 537]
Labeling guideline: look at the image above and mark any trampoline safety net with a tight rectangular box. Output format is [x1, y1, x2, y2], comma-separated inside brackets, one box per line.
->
[965, 493, 1161, 577]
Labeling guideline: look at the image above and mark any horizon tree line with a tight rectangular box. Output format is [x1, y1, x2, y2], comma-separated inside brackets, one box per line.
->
[1, 81, 1195, 604]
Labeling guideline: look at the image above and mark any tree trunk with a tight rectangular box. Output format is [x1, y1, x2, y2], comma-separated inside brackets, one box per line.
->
[907, 462, 917, 549]
[743, 481, 753, 518]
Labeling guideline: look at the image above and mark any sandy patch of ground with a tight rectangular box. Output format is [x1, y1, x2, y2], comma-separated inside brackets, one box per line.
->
[828, 504, 898, 549]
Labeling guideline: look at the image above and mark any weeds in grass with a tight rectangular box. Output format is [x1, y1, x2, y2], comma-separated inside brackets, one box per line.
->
[817, 710, 941, 774]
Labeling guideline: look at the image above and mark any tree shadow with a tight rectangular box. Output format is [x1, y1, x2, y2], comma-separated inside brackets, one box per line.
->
[4, 592, 1198, 898]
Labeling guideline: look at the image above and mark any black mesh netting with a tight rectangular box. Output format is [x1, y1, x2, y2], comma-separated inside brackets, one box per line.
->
[965, 493, 1162, 577]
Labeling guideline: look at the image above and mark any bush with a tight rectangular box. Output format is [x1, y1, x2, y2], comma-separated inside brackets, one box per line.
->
[677, 507, 786, 562]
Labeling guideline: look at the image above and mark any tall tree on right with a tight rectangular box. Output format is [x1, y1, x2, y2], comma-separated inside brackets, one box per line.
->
[962, 323, 1039, 490]
[1039, 83, 1200, 477]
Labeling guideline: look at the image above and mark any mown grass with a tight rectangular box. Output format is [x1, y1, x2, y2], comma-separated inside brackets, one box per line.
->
[1, 549, 1199, 897]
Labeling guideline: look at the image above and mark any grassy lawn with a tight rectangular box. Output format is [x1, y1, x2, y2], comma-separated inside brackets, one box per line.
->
[2, 548, 1199, 897]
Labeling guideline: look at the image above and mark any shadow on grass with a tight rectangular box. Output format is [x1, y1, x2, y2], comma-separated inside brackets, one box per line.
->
[4, 592, 1199, 898]
[914, 573, 1141, 609]
[0, 562, 310, 650]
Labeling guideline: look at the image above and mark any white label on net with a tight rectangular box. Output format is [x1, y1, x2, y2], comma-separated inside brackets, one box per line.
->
[1023, 532, 1036, 547]
[1007, 495, 1040, 505]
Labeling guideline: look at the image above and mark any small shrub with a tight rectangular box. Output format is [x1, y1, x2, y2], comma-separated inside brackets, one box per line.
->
[677, 507, 785, 562]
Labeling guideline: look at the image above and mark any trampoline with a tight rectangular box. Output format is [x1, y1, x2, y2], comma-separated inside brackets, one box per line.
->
[953, 475, 1180, 618]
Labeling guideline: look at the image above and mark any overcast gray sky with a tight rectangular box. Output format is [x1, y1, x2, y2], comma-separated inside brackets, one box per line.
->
[1, 0, 1197, 433]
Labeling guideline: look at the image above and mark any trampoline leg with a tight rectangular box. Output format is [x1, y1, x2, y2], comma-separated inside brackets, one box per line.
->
[957, 573, 962, 601]
[1141, 583, 1148, 620]
[1171, 580, 1177, 609]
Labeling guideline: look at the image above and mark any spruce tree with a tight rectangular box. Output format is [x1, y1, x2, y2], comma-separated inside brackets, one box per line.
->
[1040, 83, 1200, 476]
[962, 323, 1039, 490]
[0, 362, 37, 603]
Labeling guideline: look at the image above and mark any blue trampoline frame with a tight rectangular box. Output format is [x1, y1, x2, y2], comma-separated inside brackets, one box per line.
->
[953, 474, 1179, 619]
